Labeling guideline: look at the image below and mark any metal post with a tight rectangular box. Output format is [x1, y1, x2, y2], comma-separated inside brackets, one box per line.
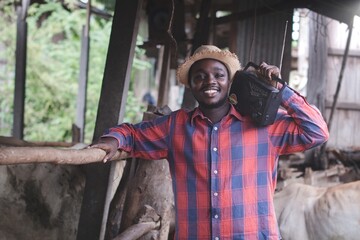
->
[13, 0, 30, 139]
[75, 0, 91, 143]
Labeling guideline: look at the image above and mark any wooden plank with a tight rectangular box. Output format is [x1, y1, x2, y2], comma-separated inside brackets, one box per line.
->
[325, 100, 360, 111]
[328, 47, 360, 57]
[325, 105, 360, 148]
[325, 18, 360, 148]
[76, 1, 143, 239]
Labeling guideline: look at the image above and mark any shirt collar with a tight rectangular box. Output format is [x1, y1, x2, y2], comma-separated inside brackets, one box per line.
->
[190, 104, 245, 125]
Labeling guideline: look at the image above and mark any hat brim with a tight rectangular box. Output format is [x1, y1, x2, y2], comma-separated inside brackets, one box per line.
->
[176, 49, 241, 88]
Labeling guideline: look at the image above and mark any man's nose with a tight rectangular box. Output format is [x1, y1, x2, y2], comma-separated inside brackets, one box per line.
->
[204, 74, 215, 83]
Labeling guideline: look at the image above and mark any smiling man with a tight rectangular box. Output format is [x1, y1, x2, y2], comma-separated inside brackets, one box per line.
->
[188, 59, 231, 123]
[91, 45, 329, 239]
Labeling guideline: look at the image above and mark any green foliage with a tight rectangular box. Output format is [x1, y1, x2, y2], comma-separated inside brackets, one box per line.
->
[0, 0, 151, 143]
[124, 39, 153, 124]
[0, 0, 16, 136]
[24, 1, 83, 141]
[92, 0, 116, 12]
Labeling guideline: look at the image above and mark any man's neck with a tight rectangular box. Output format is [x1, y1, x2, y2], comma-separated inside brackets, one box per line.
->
[199, 102, 231, 124]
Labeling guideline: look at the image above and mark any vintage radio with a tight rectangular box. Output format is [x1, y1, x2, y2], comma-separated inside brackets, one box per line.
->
[229, 62, 286, 126]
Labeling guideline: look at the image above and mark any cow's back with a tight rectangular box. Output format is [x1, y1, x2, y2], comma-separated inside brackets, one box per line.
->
[274, 181, 360, 240]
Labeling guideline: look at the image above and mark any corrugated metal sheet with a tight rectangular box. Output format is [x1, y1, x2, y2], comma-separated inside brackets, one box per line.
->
[235, 0, 293, 80]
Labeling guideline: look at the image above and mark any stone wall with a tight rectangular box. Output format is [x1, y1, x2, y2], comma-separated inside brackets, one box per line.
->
[0, 163, 85, 240]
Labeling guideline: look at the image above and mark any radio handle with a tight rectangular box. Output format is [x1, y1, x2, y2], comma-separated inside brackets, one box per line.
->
[243, 62, 286, 85]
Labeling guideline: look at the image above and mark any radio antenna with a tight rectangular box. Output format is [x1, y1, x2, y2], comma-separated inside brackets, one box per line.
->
[279, 20, 288, 72]
[249, 2, 258, 62]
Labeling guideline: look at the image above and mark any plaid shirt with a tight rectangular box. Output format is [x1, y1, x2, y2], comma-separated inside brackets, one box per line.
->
[104, 87, 329, 239]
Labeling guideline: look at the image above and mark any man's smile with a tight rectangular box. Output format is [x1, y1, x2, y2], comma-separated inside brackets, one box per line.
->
[202, 87, 220, 97]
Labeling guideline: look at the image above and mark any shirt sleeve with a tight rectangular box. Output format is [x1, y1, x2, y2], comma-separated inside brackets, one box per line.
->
[101, 114, 172, 160]
[269, 86, 330, 155]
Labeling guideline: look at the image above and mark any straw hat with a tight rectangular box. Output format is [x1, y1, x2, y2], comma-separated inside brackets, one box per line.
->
[176, 45, 241, 88]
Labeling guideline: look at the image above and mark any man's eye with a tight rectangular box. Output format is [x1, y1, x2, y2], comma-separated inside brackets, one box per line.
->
[215, 73, 225, 78]
[194, 73, 206, 80]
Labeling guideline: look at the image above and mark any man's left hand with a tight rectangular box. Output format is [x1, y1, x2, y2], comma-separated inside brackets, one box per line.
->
[257, 62, 281, 88]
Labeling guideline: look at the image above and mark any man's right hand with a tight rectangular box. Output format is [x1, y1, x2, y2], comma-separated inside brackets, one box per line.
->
[90, 137, 119, 163]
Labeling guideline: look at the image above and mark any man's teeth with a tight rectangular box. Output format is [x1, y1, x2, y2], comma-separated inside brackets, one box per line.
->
[204, 89, 217, 94]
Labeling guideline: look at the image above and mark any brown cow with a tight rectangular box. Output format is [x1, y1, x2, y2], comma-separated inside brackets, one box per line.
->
[274, 181, 360, 240]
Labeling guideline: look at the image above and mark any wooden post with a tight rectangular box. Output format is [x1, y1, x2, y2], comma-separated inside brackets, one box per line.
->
[76, 0, 143, 239]
[157, 44, 171, 107]
[181, 0, 213, 110]
[105, 106, 174, 239]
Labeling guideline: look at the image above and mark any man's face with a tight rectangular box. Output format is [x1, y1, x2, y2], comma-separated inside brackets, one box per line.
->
[189, 59, 231, 109]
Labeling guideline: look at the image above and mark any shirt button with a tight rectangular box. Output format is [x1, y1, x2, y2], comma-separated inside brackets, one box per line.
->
[214, 126, 218, 131]
[214, 192, 218, 196]
[215, 237, 219, 240]
[213, 147, 217, 152]
[214, 170, 218, 174]
[214, 214, 219, 219]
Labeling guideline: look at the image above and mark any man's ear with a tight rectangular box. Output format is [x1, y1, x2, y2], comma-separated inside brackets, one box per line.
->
[187, 75, 193, 88]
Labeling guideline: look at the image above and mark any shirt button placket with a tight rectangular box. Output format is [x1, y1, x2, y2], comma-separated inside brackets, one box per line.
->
[211, 124, 220, 239]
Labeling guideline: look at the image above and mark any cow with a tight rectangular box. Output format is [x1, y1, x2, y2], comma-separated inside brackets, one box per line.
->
[274, 181, 360, 240]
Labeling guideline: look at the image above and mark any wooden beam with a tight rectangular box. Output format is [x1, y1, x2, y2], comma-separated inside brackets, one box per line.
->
[213, 0, 356, 26]
[0, 147, 128, 165]
[76, 0, 143, 239]
[214, 0, 297, 25]
[328, 47, 360, 57]
[325, 100, 360, 111]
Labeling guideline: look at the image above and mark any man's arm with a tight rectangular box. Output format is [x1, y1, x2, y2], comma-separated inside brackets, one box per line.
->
[256, 62, 329, 154]
[270, 86, 329, 154]
[91, 115, 172, 162]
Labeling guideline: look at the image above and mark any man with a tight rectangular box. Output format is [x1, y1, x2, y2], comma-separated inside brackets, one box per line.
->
[92, 45, 329, 239]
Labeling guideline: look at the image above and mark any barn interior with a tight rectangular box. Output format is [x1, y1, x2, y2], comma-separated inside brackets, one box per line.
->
[1, 0, 360, 239]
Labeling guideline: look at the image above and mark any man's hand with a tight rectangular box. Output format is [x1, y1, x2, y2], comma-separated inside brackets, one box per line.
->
[257, 62, 281, 88]
[90, 137, 119, 163]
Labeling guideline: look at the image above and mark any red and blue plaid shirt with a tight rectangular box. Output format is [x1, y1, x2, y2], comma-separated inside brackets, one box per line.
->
[104, 87, 329, 239]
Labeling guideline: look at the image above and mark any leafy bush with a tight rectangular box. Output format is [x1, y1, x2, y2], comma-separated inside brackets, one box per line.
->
[0, 0, 150, 143]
